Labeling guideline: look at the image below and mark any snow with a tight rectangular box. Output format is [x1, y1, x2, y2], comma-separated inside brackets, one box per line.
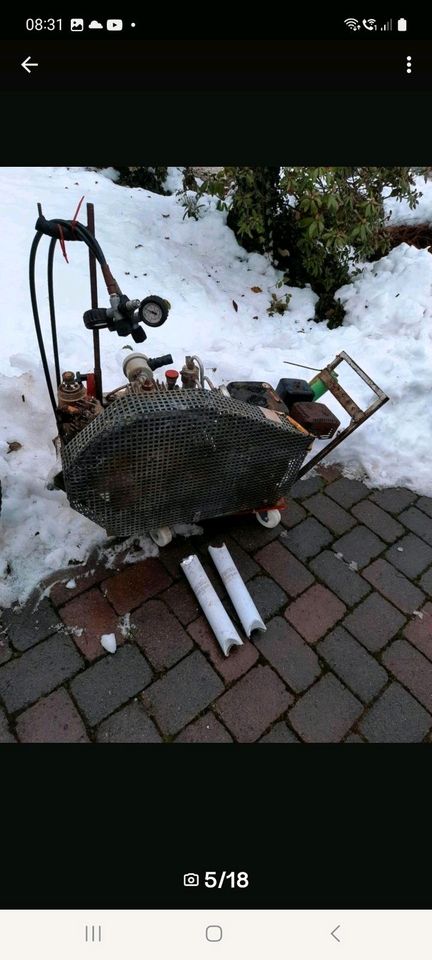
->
[0, 165, 431, 608]
[385, 175, 432, 225]
[100, 633, 117, 654]
[119, 613, 131, 638]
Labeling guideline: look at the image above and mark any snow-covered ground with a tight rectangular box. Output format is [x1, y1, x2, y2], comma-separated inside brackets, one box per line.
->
[0, 166, 431, 607]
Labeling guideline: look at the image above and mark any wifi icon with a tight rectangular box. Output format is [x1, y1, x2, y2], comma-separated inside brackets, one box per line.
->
[344, 18, 361, 30]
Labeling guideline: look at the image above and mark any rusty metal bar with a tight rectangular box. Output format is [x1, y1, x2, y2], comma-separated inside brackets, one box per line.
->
[318, 368, 363, 421]
[86, 203, 103, 402]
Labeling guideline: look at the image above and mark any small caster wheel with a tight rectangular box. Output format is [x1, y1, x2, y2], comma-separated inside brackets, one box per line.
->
[149, 526, 173, 547]
[255, 509, 281, 529]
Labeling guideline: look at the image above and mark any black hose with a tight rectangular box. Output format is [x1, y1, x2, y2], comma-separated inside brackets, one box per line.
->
[47, 237, 61, 388]
[29, 231, 57, 416]
[35, 215, 107, 265]
[31, 210, 114, 417]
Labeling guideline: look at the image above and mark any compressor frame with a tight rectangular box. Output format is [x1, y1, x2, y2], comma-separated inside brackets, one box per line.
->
[29, 200, 390, 538]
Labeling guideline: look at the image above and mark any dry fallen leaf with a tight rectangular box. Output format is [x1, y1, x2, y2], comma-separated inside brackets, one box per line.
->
[232, 300, 238, 312]
[7, 441, 22, 453]
[251, 286, 262, 293]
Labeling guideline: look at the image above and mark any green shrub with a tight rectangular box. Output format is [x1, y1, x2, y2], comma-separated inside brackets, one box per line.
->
[112, 166, 169, 194]
[182, 194, 205, 220]
[198, 166, 425, 325]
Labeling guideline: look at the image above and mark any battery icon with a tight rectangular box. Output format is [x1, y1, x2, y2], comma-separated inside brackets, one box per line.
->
[397, 18, 407, 31]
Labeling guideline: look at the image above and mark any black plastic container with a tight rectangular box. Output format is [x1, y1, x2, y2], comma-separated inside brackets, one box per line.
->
[276, 378, 314, 408]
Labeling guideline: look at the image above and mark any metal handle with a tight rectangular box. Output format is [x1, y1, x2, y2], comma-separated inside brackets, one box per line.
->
[296, 351, 389, 479]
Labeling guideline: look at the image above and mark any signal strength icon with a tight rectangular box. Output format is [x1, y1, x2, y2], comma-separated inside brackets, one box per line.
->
[380, 19, 393, 31]
[344, 18, 361, 31]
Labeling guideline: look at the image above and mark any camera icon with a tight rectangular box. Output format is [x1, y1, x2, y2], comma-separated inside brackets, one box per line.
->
[183, 873, 200, 887]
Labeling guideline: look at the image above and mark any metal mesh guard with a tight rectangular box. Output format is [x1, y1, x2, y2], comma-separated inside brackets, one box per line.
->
[61, 391, 312, 536]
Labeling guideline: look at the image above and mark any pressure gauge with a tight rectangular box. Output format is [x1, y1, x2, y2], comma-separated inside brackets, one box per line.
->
[138, 295, 170, 328]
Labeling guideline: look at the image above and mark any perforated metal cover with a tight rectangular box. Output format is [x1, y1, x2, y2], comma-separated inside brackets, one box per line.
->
[61, 390, 312, 535]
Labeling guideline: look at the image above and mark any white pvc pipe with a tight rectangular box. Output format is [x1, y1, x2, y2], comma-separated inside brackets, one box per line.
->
[181, 554, 243, 656]
[208, 543, 266, 638]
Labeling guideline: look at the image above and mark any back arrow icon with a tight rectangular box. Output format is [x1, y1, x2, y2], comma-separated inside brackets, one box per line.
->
[21, 56, 39, 74]
[331, 926, 341, 942]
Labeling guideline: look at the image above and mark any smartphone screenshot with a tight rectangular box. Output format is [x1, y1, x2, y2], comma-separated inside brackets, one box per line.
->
[0, 9, 431, 953]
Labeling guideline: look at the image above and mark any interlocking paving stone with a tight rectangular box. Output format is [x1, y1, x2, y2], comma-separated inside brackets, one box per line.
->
[316, 463, 343, 484]
[398, 506, 432, 547]
[229, 518, 281, 552]
[420, 567, 432, 596]
[162, 581, 201, 626]
[289, 476, 323, 499]
[214, 665, 293, 743]
[370, 487, 417, 514]
[351, 501, 404, 543]
[3, 598, 62, 652]
[325, 478, 370, 509]
[382, 638, 432, 712]
[342, 593, 406, 653]
[288, 673, 363, 743]
[359, 682, 432, 743]
[302, 493, 356, 535]
[317, 626, 388, 703]
[49, 562, 114, 607]
[285, 584, 346, 644]
[310, 551, 371, 606]
[141, 651, 224, 737]
[280, 517, 333, 561]
[0, 634, 12, 665]
[403, 603, 432, 661]
[385, 533, 432, 579]
[279, 501, 307, 530]
[102, 559, 172, 616]
[16, 688, 89, 743]
[175, 713, 233, 743]
[70, 645, 152, 726]
[0, 706, 16, 742]
[188, 616, 259, 684]
[96, 702, 162, 743]
[131, 598, 193, 671]
[259, 722, 300, 743]
[254, 541, 314, 597]
[362, 559, 424, 614]
[247, 576, 288, 621]
[416, 496, 432, 519]
[0, 634, 84, 714]
[332, 526, 385, 569]
[60, 588, 123, 661]
[253, 616, 321, 693]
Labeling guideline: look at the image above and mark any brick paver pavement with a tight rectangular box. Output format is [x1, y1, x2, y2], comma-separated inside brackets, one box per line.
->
[1, 469, 431, 742]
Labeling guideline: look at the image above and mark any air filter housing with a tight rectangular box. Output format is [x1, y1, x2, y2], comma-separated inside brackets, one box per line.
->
[61, 391, 312, 536]
[276, 378, 314, 408]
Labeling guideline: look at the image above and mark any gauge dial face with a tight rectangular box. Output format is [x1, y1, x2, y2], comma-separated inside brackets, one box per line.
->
[139, 296, 169, 327]
[141, 301, 164, 325]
